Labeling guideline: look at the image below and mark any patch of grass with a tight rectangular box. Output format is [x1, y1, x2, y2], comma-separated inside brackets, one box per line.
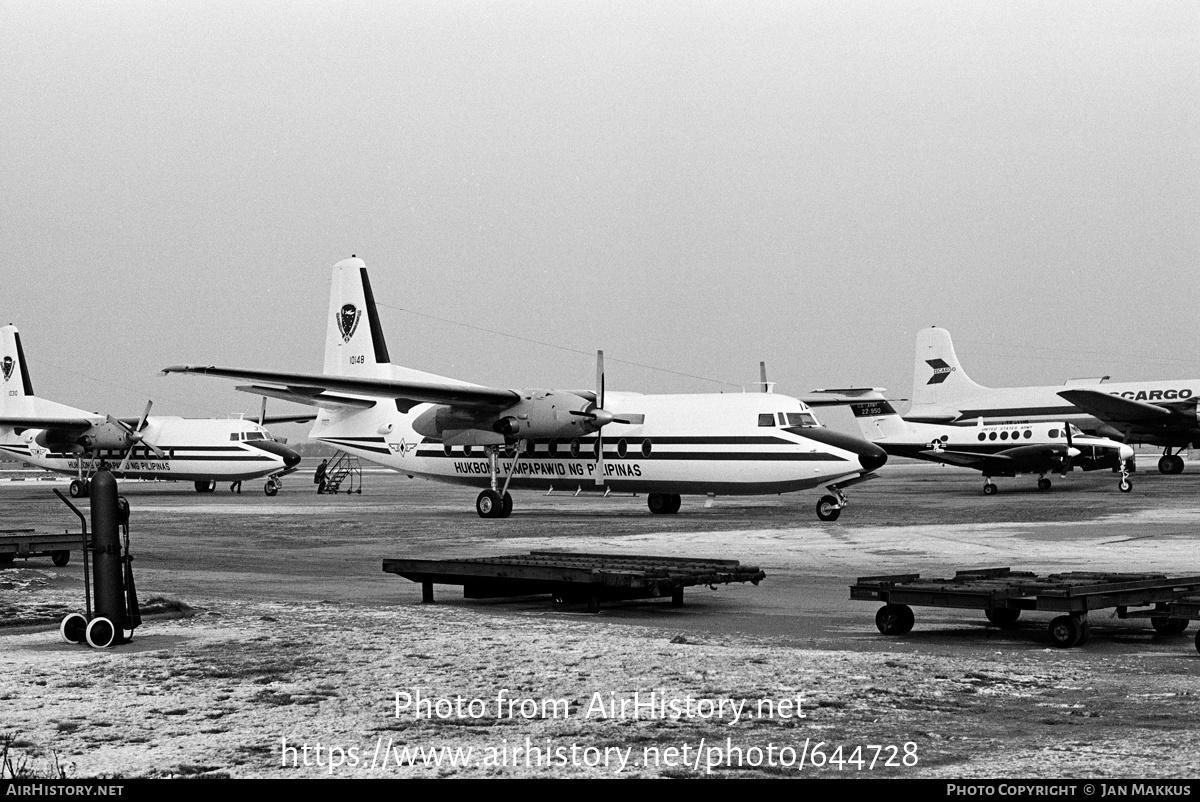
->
[0, 733, 72, 779]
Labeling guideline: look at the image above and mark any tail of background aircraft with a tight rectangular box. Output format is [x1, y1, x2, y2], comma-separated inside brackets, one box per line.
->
[0, 325, 36, 411]
[910, 327, 990, 411]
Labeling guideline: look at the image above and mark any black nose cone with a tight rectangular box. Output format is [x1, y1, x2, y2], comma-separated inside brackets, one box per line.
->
[858, 442, 888, 473]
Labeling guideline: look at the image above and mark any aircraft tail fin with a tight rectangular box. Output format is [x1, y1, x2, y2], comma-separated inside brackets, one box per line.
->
[0, 325, 36, 409]
[324, 257, 394, 379]
[845, 398, 910, 441]
[910, 327, 989, 410]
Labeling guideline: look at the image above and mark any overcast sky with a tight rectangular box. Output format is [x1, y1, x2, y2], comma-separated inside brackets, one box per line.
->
[3, 1, 1196, 431]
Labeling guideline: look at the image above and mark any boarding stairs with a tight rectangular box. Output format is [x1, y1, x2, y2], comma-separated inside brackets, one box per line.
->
[322, 451, 363, 495]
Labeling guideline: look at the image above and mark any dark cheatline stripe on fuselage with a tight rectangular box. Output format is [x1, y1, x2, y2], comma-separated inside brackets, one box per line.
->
[317, 437, 391, 455]
[416, 448, 847, 462]
[939, 405, 1082, 422]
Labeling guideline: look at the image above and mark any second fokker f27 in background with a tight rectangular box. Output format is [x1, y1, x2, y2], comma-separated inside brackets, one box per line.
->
[165, 257, 887, 520]
[0, 325, 303, 496]
[907, 327, 1200, 475]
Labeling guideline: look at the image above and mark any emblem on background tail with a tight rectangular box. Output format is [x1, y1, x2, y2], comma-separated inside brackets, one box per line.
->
[1, 356, 13, 382]
[926, 359, 955, 385]
[337, 304, 361, 343]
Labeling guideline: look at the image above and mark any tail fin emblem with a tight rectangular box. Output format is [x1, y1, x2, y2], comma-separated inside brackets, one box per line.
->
[1, 356, 12, 382]
[926, 359, 955, 385]
[337, 304, 362, 343]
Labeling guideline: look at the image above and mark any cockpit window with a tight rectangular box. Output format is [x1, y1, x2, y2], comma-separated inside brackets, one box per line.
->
[246, 432, 265, 440]
[758, 414, 775, 427]
[230, 433, 240, 441]
[786, 412, 819, 427]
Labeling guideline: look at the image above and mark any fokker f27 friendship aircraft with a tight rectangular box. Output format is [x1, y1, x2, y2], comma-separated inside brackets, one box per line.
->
[907, 328, 1200, 475]
[0, 325, 302, 496]
[165, 257, 887, 520]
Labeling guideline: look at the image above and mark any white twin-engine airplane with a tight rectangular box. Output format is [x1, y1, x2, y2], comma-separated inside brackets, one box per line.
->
[825, 392, 1135, 495]
[0, 325, 302, 497]
[907, 327, 1200, 475]
[164, 257, 888, 520]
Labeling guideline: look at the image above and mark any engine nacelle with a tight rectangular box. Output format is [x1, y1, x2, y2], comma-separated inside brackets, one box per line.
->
[36, 422, 137, 452]
[412, 391, 597, 442]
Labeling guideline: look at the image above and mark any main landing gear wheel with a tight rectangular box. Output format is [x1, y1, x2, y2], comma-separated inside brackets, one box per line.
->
[194, 480, 216, 493]
[475, 490, 512, 519]
[647, 493, 681, 515]
[1158, 454, 1185, 475]
[816, 495, 841, 522]
[60, 613, 87, 644]
[1048, 615, 1088, 648]
[1037, 478, 1052, 491]
[69, 480, 89, 498]
[983, 482, 998, 496]
[985, 608, 1021, 628]
[875, 604, 914, 636]
[1151, 616, 1189, 635]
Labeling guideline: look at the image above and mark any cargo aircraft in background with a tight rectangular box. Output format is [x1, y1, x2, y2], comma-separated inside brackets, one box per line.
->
[906, 327, 1200, 475]
[164, 256, 888, 520]
[0, 325, 303, 496]
[811, 390, 1134, 495]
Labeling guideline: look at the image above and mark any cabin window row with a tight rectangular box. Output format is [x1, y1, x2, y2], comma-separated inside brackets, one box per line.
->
[977, 430, 1033, 441]
[444, 439, 654, 459]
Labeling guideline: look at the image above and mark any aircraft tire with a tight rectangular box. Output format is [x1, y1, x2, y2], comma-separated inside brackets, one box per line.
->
[60, 613, 87, 644]
[983, 483, 998, 496]
[85, 616, 116, 649]
[1119, 478, 1132, 492]
[51, 551, 70, 567]
[69, 480, 86, 499]
[501, 492, 513, 518]
[1194, 629, 1200, 655]
[648, 493, 670, 514]
[1158, 455, 1185, 475]
[194, 480, 216, 493]
[264, 481, 279, 497]
[985, 608, 1020, 628]
[667, 494, 681, 514]
[815, 495, 841, 522]
[476, 489, 503, 519]
[1037, 478, 1052, 491]
[1151, 616, 1188, 635]
[875, 604, 914, 636]
[1048, 615, 1085, 648]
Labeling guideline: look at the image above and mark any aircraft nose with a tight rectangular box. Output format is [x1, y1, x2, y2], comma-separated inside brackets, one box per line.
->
[858, 442, 888, 473]
[248, 440, 302, 467]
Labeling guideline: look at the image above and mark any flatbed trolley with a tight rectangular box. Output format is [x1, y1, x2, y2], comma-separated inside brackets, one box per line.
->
[383, 550, 766, 612]
[0, 528, 88, 567]
[851, 567, 1200, 649]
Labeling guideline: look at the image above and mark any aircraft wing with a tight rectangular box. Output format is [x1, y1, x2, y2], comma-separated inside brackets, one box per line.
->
[163, 365, 520, 412]
[0, 416, 95, 431]
[917, 449, 1015, 470]
[1058, 389, 1181, 425]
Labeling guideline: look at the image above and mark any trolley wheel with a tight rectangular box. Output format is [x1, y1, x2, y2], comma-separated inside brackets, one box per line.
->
[983, 483, 998, 496]
[985, 608, 1021, 628]
[476, 489, 503, 518]
[648, 493, 672, 514]
[85, 616, 116, 649]
[816, 495, 841, 522]
[1119, 478, 1132, 493]
[875, 604, 914, 636]
[1037, 478, 1051, 491]
[51, 550, 70, 567]
[69, 479, 87, 498]
[500, 492, 513, 518]
[1048, 615, 1085, 648]
[0, 553, 15, 565]
[264, 480, 279, 497]
[1151, 616, 1189, 635]
[60, 613, 87, 644]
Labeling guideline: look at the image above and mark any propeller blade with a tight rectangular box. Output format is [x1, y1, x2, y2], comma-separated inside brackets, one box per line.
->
[596, 350, 605, 410]
[259, 397, 267, 427]
[594, 433, 605, 486]
[594, 350, 606, 485]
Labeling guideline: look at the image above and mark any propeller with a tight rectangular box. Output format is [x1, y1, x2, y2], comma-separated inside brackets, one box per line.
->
[567, 351, 644, 486]
[116, 401, 165, 474]
[1061, 422, 1081, 473]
